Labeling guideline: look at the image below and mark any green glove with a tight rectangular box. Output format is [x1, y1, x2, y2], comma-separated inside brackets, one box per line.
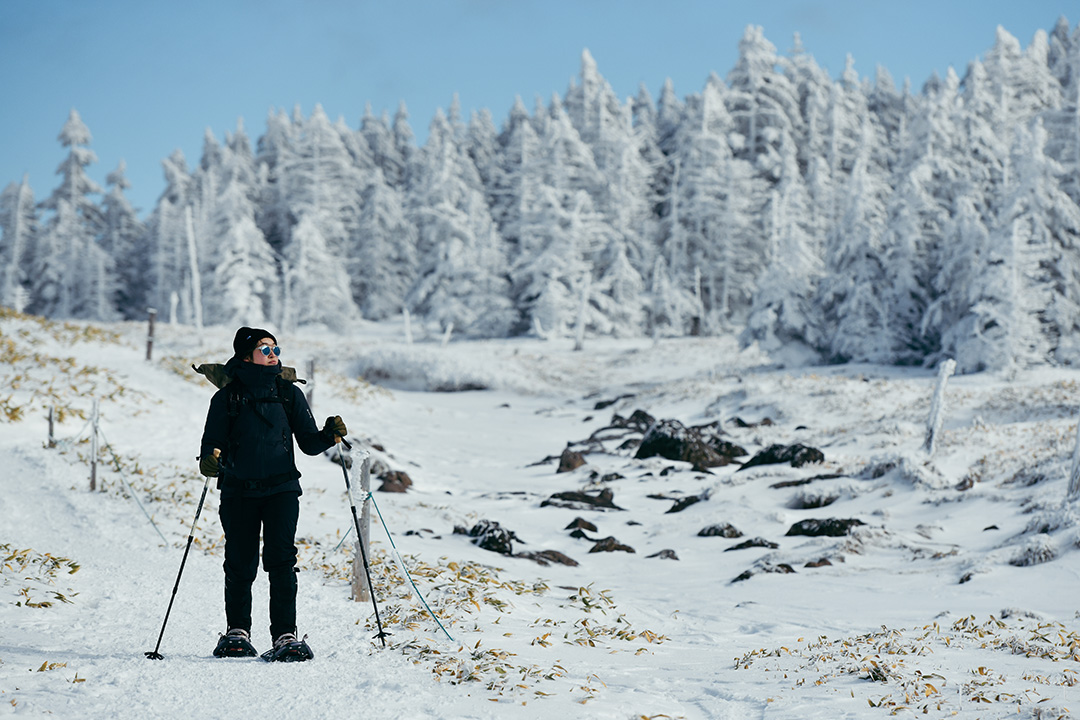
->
[322, 415, 347, 443]
[199, 449, 221, 477]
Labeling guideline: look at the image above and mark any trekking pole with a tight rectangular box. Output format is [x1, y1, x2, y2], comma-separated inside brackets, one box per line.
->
[145, 449, 216, 660]
[337, 442, 389, 647]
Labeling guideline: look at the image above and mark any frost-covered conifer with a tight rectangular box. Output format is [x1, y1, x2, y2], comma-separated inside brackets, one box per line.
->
[99, 161, 146, 318]
[0, 177, 37, 312]
[32, 110, 111, 319]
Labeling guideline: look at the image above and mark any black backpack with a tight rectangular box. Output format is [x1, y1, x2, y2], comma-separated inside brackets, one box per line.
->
[192, 363, 305, 435]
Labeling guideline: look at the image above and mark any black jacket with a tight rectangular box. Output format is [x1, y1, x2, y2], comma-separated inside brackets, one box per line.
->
[200, 358, 334, 497]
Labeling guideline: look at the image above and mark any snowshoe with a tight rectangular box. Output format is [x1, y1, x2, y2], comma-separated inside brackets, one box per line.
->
[213, 628, 257, 658]
[261, 633, 314, 663]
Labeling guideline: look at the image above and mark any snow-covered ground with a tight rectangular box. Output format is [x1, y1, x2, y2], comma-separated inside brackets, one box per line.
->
[2, 311, 1079, 719]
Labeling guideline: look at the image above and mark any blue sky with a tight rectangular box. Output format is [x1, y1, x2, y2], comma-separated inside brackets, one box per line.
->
[1, 0, 1074, 216]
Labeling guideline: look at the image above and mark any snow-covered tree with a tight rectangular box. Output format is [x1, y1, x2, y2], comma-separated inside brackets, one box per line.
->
[353, 168, 418, 320]
[98, 161, 146, 318]
[0, 177, 37, 312]
[31, 110, 112, 320]
[406, 110, 513, 336]
[280, 213, 359, 330]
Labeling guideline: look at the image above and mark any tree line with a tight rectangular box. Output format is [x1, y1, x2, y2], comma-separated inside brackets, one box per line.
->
[2, 18, 1079, 372]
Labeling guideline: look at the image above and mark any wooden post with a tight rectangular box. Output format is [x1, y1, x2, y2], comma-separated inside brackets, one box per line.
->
[403, 309, 413, 344]
[306, 359, 315, 415]
[351, 454, 372, 603]
[1068, 420, 1080, 502]
[90, 400, 99, 491]
[923, 359, 957, 456]
[47, 406, 55, 448]
[146, 308, 157, 360]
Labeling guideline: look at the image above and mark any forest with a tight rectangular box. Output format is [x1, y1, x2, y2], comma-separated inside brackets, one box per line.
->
[1, 18, 1079, 372]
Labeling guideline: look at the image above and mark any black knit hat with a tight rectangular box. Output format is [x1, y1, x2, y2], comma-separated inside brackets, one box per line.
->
[232, 326, 277, 359]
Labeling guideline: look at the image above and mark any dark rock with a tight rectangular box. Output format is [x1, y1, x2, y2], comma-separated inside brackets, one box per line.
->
[635, 419, 728, 470]
[740, 444, 825, 471]
[788, 492, 839, 509]
[461, 520, 523, 555]
[594, 393, 635, 411]
[667, 493, 707, 514]
[565, 517, 598, 532]
[626, 520, 642, 526]
[959, 572, 973, 584]
[785, 518, 865, 537]
[770, 473, 842, 489]
[646, 549, 679, 560]
[568, 529, 596, 540]
[516, 550, 579, 567]
[377, 470, 413, 493]
[557, 448, 587, 473]
[724, 537, 778, 551]
[983, 525, 999, 531]
[731, 563, 795, 583]
[611, 409, 656, 434]
[804, 557, 833, 567]
[698, 523, 743, 538]
[600, 472, 625, 483]
[731, 417, 774, 428]
[541, 488, 624, 511]
[589, 536, 636, 554]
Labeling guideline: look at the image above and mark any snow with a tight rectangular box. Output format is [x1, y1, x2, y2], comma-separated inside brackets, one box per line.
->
[2, 313, 1080, 719]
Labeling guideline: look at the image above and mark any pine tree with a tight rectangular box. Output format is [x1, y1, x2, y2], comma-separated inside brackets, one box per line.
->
[406, 110, 512, 336]
[99, 161, 146, 318]
[31, 110, 111, 319]
[0, 177, 37, 312]
[353, 168, 418, 320]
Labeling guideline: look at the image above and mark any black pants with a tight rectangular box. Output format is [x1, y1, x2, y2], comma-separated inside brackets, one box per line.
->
[219, 491, 300, 640]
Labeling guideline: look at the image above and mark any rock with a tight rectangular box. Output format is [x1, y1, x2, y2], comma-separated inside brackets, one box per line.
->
[565, 517, 598, 532]
[459, 519, 523, 556]
[646, 549, 679, 560]
[724, 537, 778, 551]
[698, 523, 743, 538]
[589, 536, 636, 554]
[667, 493, 707, 514]
[557, 448, 587, 473]
[593, 393, 635, 410]
[516, 550, 579, 567]
[804, 558, 833, 568]
[731, 417, 774, 428]
[568, 529, 596, 540]
[732, 563, 795, 583]
[785, 518, 865, 537]
[635, 419, 728, 470]
[377, 470, 413, 493]
[611, 409, 656, 433]
[541, 488, 624, 511]
[740, 444, 825, 470]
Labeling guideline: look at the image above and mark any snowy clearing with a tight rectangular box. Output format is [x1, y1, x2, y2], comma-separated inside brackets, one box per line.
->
[2, 312, 1080, 719]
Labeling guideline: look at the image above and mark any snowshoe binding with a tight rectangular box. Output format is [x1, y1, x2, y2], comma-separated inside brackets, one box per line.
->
[213, 628, 258, 658]
[261, 633, 313, 663]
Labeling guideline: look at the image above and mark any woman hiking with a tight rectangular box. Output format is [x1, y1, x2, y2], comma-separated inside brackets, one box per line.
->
[198, 326, 347, 661]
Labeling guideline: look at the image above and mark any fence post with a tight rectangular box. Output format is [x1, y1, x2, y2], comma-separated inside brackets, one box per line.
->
[146, 308, 157, 361]
[351, 454, 372, 603]
[923, 359, 957, 456]
[47, 406, 55, 448]
[1068, 421, 1080, 502]
[306, 359, 316, 415]
[90, 400, 99, 491]
[403, 309, 413, 345]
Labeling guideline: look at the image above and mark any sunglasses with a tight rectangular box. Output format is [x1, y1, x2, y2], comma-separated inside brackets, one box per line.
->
[256, 345, 281, 357]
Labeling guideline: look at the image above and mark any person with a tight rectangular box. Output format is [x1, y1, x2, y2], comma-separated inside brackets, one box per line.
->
[198, 326, 347, 661]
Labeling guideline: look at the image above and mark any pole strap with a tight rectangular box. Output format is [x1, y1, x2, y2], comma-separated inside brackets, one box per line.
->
[366, 490, 454, 642]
